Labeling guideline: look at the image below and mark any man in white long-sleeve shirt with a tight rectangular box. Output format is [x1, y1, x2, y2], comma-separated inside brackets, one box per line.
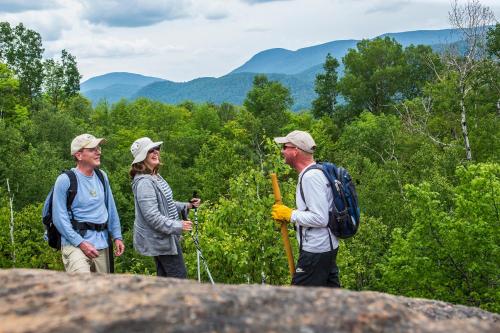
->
[272, 130, 340, 287]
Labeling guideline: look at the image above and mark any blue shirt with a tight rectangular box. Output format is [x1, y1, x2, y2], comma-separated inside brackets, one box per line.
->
[52, 168, 122, 249]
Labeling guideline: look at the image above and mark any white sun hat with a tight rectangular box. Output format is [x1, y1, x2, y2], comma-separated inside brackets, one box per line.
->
[130, 137, 163, 165]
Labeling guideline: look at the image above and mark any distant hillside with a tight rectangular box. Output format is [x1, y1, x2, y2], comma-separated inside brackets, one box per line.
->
[380, 28, 462, 48]
[81, 72, 165, 104]
[232, 29, 462, 75]
[231, 40, 358, 75]
[81, 28, 464, 110]
[84, 84, 142, 105]
[133, 72, 314, 111]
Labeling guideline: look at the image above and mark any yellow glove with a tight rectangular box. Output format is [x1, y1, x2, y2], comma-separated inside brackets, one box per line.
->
[272, 204, 293, 223]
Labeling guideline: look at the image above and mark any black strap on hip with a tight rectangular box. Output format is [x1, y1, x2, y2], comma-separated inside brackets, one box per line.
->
[71, 221, 108, 236]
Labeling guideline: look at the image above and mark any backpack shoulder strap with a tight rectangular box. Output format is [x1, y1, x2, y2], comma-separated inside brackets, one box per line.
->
[300, 162, 337, 250]
[322, 163, 349, 210]
[61, 170, 77, 221]
[63, 170, 78, 209]
[94, 168, 108, 208]
[322, 162, 339, 181]
[297, 163, 324, 251]
[298, 163, 323, 205]
[94, 168, 105, 186]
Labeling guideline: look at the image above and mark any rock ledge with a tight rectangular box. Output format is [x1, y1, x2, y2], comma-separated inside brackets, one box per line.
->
[0, 269, 498, 333]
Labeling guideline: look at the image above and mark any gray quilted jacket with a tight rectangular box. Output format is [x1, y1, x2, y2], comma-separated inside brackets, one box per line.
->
[132, 174, 188, 256]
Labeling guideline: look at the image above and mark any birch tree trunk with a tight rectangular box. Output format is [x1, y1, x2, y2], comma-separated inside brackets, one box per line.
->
[447, 0, 495, 161]
[6, 179, 16, 265]
[460, 95, 472, 161]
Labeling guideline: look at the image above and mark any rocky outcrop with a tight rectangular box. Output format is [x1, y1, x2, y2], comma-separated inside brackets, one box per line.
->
[0, 269, 498, 333]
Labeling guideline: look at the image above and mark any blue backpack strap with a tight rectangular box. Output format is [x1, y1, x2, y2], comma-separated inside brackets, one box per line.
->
[321, 163, 342, 211]
[322, 163, 352, 215]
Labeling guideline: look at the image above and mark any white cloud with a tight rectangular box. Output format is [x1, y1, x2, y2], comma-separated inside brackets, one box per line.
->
[244, 26, 271, 33]
[46, 35, 183, 59]
[241, 0, 292, 4]
[0, 10, 73, 41]
[180, 0, 231, 20]
[0, 0, 59, 13]
[29, 14, 72, 41]
[203, 11, 228, 20]
[79, 0, 192, 27]
[365, 1, 411, 14]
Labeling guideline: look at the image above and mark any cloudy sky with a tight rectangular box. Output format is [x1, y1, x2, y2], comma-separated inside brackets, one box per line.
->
[1, 0, 498, 82]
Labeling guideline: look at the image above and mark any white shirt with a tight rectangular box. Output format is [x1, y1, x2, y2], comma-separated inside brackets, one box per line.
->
[291, 162, 339, 253]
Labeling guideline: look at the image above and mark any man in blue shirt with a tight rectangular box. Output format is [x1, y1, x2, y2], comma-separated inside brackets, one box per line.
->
[53, 133, 125, 273]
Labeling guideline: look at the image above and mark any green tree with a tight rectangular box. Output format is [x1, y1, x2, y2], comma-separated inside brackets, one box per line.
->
[486, 23, 499, 58]
[0, 63, 20, 120]
[194, 133, 253, 201]
[43, 49, 81, 110]
[60, 50, 81, 100]
[337, 215, 389, 290]
[402, 44, 441, 99]
[333, 112, 408, 227]
[312, 53, 339, 118]
[485, 24, 500, 117]
[0, 22, 44, 106]
[43, 59, 64, 109]
[380, 163, 500, 312]
[243, 74, 292, 138]
[338, 37, 406, 115]
[0, 203, 63, 270]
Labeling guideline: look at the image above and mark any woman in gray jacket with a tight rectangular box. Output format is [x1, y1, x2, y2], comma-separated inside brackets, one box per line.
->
[130, 137, 200, 278]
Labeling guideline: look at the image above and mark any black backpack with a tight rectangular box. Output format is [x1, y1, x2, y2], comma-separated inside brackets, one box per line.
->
[42, 169, 107, 250]
[300, 162, 361, 239]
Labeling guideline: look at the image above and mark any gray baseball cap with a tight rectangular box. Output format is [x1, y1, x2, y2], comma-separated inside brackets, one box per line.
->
[274, 130, 316, 153]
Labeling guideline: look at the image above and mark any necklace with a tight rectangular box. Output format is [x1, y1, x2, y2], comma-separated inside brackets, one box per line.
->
[89, 175, 98, 197]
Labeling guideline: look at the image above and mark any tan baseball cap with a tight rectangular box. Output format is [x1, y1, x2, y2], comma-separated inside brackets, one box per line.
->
[71, 134, 106, 155]
[274, 130, 316, 153]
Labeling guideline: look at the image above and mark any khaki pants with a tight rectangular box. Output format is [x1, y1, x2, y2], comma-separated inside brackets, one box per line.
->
[62, 245, 110, 273]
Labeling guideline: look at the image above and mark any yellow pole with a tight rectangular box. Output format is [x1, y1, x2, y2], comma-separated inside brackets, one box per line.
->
[270, 173, 295, 277]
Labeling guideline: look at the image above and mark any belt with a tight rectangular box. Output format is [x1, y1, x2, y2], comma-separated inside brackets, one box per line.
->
[71, 221, 108, 236]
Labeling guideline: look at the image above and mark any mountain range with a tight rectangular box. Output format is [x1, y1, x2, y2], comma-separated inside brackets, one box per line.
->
[80, 28, 464, 111]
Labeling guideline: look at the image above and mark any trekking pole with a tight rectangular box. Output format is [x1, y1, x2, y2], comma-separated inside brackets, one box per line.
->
[270, 173, 295, 278]
[190, 192, 215, 285]
[190, 226, 215, 284]
[194, 206, 201, 282]
[191, 191, 201, 282]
